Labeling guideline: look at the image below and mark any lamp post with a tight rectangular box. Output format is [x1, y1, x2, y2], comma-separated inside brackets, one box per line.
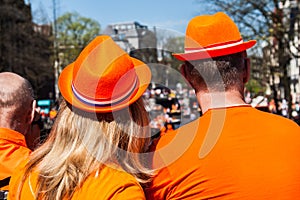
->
[52, 0, 59, 101]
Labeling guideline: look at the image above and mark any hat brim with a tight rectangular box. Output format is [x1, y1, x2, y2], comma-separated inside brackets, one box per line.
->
[58, 58, 151, 113]
[173, 40, 256, 61]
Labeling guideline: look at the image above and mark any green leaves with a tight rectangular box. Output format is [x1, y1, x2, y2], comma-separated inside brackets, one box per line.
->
[55, 12, 101, 65]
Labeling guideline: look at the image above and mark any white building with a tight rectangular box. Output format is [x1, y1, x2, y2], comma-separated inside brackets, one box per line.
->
[103, 21, 157, 54]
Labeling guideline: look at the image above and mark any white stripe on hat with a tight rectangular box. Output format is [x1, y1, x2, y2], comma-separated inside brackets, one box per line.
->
[71, 77, 138, 106]
[184, 39, 244, 53]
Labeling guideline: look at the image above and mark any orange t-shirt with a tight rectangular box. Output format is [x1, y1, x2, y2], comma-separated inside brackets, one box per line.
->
[145, 106, 300, 199]
[0, 127, 31, 190]
[8, 162, 146, 200]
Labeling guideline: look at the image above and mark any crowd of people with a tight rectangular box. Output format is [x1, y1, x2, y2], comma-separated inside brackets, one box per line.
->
[143, 87, 300, 140]
[36, 87, 300, 140]
[0, 12, 299, 200]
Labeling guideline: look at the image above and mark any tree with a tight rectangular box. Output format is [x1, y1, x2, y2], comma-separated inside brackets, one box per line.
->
[0, 0, 54, 99]
[246, 79, 266, 95]
[55, 12, 101, 66]
[197, 0, 298, 116]
[32, 1, 50, 25]
[162, 36, 184, 68]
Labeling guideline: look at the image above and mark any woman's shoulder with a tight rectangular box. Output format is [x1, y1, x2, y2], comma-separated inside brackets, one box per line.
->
[74, 165, 145, 199]
[98, 165, 140, 184]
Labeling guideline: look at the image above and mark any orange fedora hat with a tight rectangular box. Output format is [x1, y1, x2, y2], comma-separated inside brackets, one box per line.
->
[58, 35, 151, 113]
[173, 12, 256, 61]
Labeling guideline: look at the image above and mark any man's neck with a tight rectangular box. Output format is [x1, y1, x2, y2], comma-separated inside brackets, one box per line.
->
[0, 116, 26, 135]
[196, 90, 248, 114]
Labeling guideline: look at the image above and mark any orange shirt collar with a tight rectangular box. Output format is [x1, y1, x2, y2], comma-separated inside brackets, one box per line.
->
[0, 127, 27, 147]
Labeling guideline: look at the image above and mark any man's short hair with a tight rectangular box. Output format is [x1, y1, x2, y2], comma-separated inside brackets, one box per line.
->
[185, 51, 246, 93]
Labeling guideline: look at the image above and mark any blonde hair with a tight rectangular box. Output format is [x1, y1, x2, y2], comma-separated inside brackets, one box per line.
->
[17, 98, 153, 200]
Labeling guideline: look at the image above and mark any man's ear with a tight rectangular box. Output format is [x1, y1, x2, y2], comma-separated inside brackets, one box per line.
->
[180, 63, 187, 79]
[180, 63, 199, 92]
[30, 100, 37, 124]
[23, 99, 36, 136]
[180, 63, 193, 85]
[243, 57, 250, 83]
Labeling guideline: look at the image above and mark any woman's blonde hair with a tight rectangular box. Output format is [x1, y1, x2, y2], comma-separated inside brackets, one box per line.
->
[17, 98, 153, 200]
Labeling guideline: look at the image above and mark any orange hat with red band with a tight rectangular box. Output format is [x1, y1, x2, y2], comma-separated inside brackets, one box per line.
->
[58, 35, 151, 113]
[173, 12, 256, 61]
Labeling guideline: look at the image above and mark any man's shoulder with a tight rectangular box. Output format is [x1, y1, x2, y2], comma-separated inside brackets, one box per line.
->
[152, 118, 201, 150]
[251, 108, 299, 129]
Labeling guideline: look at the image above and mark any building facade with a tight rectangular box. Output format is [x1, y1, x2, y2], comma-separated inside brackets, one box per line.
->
[263, 0, 300, 105]
[103, 21, 158, 63]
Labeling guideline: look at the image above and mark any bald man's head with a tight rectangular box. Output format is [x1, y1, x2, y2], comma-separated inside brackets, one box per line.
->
[0, 72, 35, 134]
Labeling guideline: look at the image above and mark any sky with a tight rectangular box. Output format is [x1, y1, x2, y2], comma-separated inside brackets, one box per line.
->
[28, 0, 205, 35]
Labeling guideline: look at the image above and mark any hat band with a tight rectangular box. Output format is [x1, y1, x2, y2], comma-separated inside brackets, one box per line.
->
[185, 39, 243, 53]
[71, 77, 139, 107]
